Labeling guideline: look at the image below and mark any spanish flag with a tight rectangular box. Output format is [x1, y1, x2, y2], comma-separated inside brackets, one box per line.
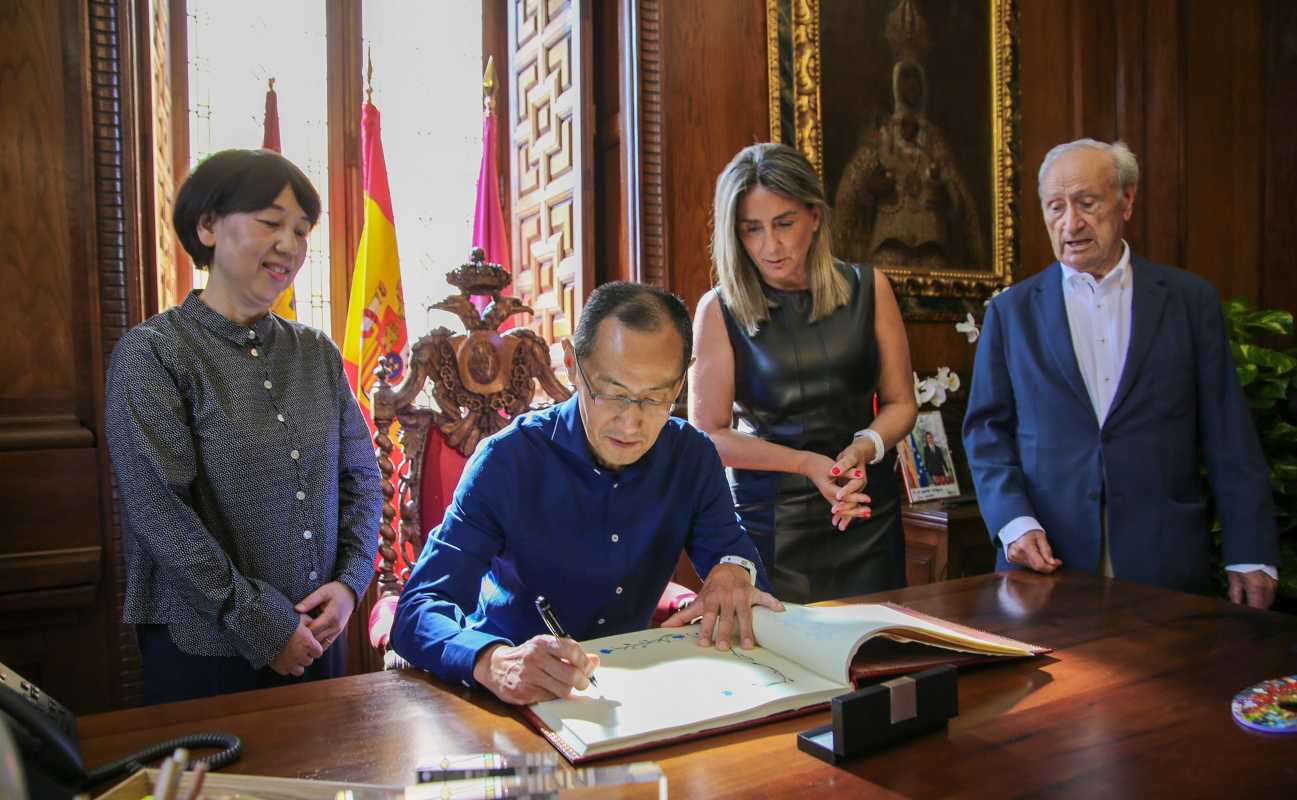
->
[343, 101, 409, 429]
[261, 79, 296, 320]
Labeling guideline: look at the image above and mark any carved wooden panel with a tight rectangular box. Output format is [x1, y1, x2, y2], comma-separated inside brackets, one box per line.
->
[93, 0, 146, 711]
[0, 0, 79, 405]
[508, 0, 592, 350]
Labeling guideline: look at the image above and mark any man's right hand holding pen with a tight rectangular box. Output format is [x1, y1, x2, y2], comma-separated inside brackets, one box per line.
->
[471, 638, 601, 705]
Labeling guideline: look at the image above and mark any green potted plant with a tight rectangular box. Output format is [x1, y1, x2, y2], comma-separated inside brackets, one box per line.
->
[1216, 300, 1297, 609]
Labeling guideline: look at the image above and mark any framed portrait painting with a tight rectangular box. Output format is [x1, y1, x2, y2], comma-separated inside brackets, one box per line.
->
[767, 0, 1018, 318]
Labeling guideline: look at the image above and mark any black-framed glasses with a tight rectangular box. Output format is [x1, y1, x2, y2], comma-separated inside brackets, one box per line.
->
[573, 358, 684, 418]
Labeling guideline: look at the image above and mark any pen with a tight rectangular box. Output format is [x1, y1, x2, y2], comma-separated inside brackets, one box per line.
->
[535, 595, 598, 687]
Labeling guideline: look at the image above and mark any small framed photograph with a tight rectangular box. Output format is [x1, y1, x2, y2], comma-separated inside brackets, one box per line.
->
[897, 410, 961, 503]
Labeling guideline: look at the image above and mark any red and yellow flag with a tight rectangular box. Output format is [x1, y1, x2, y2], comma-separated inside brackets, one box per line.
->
[262, 79, 295, 320]
[343, 100, 409, 430]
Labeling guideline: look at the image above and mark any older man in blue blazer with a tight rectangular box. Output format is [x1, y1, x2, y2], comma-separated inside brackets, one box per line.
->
[963, 138, 1278, 607]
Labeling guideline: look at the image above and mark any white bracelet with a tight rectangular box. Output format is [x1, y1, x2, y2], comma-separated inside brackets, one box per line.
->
[852, 428, 886, 465]
[719, 555, 758, 585]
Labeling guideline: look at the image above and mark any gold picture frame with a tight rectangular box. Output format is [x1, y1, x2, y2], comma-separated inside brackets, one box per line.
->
[768, 0, 1017, 315]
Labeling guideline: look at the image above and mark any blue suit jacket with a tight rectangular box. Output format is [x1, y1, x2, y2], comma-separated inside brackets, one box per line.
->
[962, 255, 1278, 591]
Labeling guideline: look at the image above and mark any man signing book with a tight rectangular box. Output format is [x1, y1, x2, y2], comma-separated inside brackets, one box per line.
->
[392, 282, 784, 705]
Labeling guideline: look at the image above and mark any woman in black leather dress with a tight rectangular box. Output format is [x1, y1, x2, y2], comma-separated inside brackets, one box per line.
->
[689, 143, 918, 603]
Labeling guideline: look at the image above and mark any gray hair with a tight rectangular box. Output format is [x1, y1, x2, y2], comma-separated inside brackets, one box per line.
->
[1037, 139, 1139, 196]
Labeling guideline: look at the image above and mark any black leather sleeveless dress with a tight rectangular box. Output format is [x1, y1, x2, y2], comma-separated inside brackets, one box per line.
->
[719, 261, 906, 603]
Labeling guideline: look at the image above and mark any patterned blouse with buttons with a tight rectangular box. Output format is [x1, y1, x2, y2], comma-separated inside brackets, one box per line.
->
[106, 291, 383, 669]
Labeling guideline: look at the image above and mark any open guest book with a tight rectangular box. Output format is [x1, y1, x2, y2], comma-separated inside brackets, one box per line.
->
[523, 602, 1049, 763]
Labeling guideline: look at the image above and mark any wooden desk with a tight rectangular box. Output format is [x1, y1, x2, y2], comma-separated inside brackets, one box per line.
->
[80, 573, 1297, 798]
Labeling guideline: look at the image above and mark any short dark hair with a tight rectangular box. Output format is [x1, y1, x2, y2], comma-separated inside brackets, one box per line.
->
[173, 149, 322, 268]
[572, 282, 692, 372]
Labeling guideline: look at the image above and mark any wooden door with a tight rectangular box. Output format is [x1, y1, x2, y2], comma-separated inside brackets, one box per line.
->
[0, 0, 147, 712]
[507, 0, 594, 354]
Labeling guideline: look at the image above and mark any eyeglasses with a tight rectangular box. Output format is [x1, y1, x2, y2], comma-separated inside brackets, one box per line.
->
[573, 358, 683, 418]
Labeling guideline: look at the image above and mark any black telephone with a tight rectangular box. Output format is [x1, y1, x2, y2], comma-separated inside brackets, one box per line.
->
[0, 661, 242, 799]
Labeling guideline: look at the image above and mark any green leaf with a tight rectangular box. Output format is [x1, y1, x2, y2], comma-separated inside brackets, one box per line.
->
[1236, 362, 1259, 386]
[1265, 420, 1297, 447]
[1242, 309, 1294, 337]
[1255, 379, 1289, 403]
[1236, 345, 1297, 374]
[1223, 298, 1249, 317]
[1274, 462, 1297, 484]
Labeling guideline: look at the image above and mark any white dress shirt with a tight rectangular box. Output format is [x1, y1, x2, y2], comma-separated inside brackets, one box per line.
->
[996, 243, 1275, 579]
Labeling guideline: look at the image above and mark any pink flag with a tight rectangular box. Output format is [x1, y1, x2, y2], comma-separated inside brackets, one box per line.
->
[471, 107, 511, 316]
[262, 79, 281, 151]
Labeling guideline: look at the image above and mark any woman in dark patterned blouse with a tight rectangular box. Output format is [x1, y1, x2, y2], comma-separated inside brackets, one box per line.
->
[106, 150, 382, 703]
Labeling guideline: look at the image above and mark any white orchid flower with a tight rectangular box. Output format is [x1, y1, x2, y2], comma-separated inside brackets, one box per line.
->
[955, 312, 980, 343]
[913, 372, 935, 405]
[927, 378, 948, 407]
[937, 366, 961, 393]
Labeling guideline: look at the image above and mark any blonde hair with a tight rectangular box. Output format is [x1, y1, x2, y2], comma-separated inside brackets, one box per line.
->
[711, 143, 850, 335]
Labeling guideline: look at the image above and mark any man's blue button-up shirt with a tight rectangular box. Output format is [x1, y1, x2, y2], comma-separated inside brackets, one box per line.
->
[391, 396, 767, 687]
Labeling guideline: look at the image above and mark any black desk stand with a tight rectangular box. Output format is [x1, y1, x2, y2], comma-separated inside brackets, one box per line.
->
[797, 665, 959, 765]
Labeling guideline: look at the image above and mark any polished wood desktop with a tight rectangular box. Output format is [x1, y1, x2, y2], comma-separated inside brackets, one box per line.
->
[80, 572, 1297, 798]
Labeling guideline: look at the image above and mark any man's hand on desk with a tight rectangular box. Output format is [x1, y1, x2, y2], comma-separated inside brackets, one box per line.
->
[660, 564, 784, 651]
[269, 615, 324, 677]
[1228, 569, 1277, 609]
[295, 581, 356, 651]
[1007, 529, 1063, 574]
[472, 638, 601, 705]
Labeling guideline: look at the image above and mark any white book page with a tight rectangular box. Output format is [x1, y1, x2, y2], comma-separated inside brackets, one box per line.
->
[752, 603, 1034, 683]
[529, 626, 846, 754]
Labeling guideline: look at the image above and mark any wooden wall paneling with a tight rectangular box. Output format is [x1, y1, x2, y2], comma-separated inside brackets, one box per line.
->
[92, 0, 150, 711]
[577, 0, 597, 307]
[1183, 0, 1262, 303]
[0, 449, 104, 586]
[142, 0, 174, 313]
[1112, 0, 1147, 255]
[1261, 0, 1297, 317]
[508, 0, 593, 350]
[618, 0, 643, 285]
[1138, 0, 1185, 269]
[657, 0, 767, 310]
[320, 0, 381, 679]
[0, 0, 140, 713]
[906, 321, 978, 380]
[636, 0, 665, 289]
[127, 0, 158, 320]
[1015, 0, 1074, 278]
[592, 0, 626, 286]
[325, 0, 364, 343]
[1067, 0, 1118, 143]
[0, 3, 81, 412]
[167, 0, 192, 299]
